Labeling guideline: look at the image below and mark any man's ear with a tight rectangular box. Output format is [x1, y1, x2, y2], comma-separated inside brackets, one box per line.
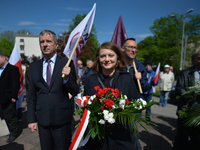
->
[121, 46, 125, 52]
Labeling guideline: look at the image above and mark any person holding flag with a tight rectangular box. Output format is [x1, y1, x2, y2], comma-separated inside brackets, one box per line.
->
[0, 52, 20, 143]
[141, 60, 159, 121]
[121, 38, 149, 95]
[27, 30, 79, 150]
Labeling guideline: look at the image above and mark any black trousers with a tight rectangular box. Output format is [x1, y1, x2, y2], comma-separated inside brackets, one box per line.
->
[38, 123, 72, 150]
[173, 118, 200, 150]
[0, 102, 18, 136]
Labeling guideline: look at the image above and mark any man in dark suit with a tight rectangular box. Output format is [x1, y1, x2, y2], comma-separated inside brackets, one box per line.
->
[0, 52, 20, 143]
[27, 30, 79, 150]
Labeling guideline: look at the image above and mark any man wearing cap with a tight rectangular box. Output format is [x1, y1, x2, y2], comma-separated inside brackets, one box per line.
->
[158, 64, 174, 107]
[142, 60, 158, 121]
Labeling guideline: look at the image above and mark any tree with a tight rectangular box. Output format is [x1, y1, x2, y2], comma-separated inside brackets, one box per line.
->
[0, 38, 14, 56]
[0, 30, 15, 42]
[66, 14, 99, 64]
[16, 29, 31, 34]
[137, 14, 200, 74]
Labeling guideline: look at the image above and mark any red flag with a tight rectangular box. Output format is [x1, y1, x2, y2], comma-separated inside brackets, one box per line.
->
[111, 15, 128, 48]
[153, 63, 160, 84]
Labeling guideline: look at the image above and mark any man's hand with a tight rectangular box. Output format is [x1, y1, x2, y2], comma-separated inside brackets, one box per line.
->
[135, 72, 141, 80]
[11, 98, 16, 103]
[62, 66, 71, 80]
[28, 123, 37, 132]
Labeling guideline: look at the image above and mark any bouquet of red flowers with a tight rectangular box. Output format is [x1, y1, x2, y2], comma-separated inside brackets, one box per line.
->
[75, 86, 157, 140]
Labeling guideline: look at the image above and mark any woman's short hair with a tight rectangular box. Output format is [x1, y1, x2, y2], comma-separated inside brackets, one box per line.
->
[92, 42, 126, 74]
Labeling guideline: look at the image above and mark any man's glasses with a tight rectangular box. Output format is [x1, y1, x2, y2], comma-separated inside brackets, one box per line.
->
[124, 46, 138, 51]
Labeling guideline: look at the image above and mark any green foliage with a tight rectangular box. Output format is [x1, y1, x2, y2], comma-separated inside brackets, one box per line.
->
[0, 30, 15, 42]
[16, 29, 31, 34]
[137, 13, 200, 74]
[0, 38, 14, 56]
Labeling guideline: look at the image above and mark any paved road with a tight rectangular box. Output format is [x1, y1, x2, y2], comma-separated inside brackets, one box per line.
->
[0, 96, 178, 150]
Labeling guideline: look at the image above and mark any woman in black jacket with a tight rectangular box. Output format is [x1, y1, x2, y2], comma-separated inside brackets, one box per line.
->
[83, 42, 141, 150]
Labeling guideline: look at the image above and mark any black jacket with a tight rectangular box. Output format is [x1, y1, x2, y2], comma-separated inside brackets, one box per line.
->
[84, 71, 139, 101]
[27, 55, 79, 126]
[175, 66, 197, 111]
[0, 63, 20, 104]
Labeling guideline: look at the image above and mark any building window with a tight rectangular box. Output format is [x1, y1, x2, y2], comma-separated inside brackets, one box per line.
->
[20, 45, 24, 51]
[20, 39, 24, 42]
[20, 53, 24, 58]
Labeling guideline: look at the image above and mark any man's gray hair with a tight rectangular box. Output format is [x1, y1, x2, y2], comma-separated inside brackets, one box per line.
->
[39, 30, 57, 43]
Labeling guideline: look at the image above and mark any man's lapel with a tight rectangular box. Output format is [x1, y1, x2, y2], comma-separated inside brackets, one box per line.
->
[39, 58, 49, 89]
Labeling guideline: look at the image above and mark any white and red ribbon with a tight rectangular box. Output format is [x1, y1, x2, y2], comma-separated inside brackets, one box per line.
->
[69, 97, 91, 150]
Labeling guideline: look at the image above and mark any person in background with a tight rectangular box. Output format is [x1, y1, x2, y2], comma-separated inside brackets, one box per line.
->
[121, 38, 149, 96]
[173, 51, 200, 150]
[158, 64, 174, 107]
[141, 60, 158, 121]
[56, 39, 66, 57]
[0, 52, 20, 143]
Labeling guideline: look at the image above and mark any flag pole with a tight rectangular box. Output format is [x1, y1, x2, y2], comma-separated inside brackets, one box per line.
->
[62, 36, 81, 78]
[132, 60, 143, 93]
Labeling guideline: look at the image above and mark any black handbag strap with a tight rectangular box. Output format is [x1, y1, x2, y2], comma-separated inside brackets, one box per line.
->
[96, 75, 105, 88]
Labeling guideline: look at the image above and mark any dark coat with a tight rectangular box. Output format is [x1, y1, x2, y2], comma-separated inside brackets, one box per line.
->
[175, 66, 197, 111]
[84, 71, 139, 100]
[83, 71, 140, 150]
[27, 55, 79, 126]
[123, 58, 149, 94]
[0, 63, 20, 104]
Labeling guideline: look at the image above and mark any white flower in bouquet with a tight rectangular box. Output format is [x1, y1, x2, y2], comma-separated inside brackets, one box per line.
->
[108, 112, 114, 118]
[99, 119, 105, 125]
[120, 104, 125, 110]
[124, 95, 128, 99]
[104, 114, 110, 120]
[103, 110, 109, 115]
[139, 98, 147, 106]
[138, 105, 142, 110]
[87, 100, 92, 105]
[89, 95, 96, 101]
[119, 99, 126, 105]
[112, 105, 116, 109]
[108, 118, 115, 124]
[119, 99, 126, 110]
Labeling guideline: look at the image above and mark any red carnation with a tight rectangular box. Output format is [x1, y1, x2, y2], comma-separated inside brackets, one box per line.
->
[94, 86, 100, 91]
[126, 99, 129, 105]
[98, 89, 105, 95]
[112, 92, 118, 98]
[100, 106, 104, 111]
[114, 88, 119, 94]
[84, 100, 88, 107]
[104, 98, 114, 109]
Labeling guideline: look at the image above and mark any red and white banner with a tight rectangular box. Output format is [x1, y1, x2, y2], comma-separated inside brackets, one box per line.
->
[63, 3, 96, 70]
[9, 43, 24, 109]
[153, 63, 160, 84]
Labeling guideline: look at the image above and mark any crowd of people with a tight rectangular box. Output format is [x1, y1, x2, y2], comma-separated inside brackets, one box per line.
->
[0, 29, 199, 150]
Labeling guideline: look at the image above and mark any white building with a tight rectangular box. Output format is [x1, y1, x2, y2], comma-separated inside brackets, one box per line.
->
[15, 34, 42, 61]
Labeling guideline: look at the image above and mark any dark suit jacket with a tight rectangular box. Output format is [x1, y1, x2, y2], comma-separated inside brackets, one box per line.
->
[27, 55, 79, 126]
[0, 63, 20, 104]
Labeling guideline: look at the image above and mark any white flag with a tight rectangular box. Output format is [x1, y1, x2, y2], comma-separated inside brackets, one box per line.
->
[63, 3, 96, 70]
